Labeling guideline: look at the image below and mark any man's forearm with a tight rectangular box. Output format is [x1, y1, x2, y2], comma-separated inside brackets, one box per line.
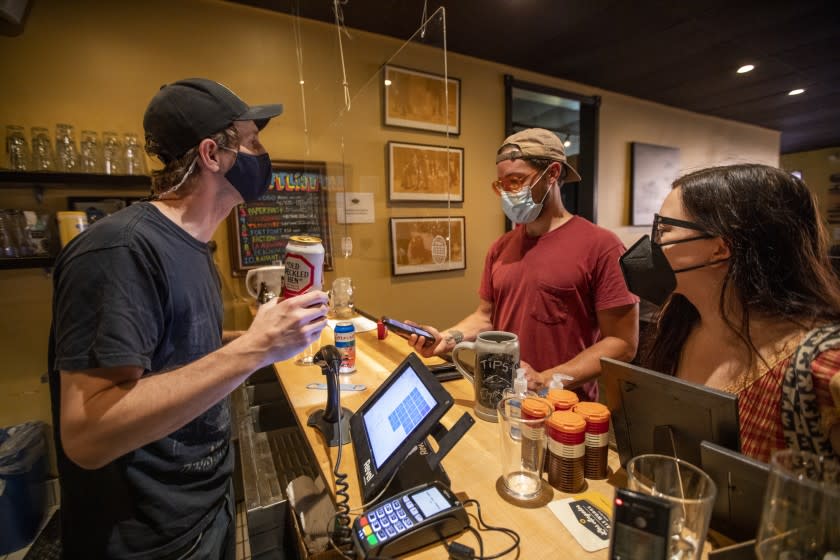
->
[441, 313, 494, 351]
[544, 336, 636, 389]
[62, 337, 264, 470]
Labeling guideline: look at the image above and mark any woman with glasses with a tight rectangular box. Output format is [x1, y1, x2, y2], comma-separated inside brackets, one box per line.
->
[624, 163, 840, 461]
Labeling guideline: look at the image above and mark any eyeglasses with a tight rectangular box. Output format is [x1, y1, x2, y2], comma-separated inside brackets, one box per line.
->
[491, 167, 547, 196]
[652, 213, 715, 245]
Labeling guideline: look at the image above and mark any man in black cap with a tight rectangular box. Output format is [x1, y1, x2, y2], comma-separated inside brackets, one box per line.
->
[48, 79, 329, 559]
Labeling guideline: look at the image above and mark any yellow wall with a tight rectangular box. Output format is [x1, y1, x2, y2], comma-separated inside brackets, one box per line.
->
[780, 147, 840, 240]
[0, 0, 780, 448]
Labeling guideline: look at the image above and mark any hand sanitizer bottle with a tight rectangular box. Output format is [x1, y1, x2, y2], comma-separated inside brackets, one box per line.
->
[549, 373, 574, 390]
[504, 368, 533, 439]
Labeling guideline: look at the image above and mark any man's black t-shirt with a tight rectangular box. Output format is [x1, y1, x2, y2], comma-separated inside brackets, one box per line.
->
[48, 202, 232, 559]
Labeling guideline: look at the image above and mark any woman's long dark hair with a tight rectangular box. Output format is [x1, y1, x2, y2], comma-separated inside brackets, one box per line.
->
[642, 164, 840, 374]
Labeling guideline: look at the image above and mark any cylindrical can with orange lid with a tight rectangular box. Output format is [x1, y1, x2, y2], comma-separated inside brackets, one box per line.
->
[519, 397, 553, 472]
[283, 235, 324, 297]
[543, 389, 580, 471]
[546, 388, 579, 411]
[546, 410, 586, 493]
[572, 401, 611, 480]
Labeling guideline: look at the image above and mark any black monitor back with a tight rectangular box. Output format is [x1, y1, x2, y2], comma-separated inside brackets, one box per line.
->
[700, 441, 769, 543]
[599, 357, 740, 467]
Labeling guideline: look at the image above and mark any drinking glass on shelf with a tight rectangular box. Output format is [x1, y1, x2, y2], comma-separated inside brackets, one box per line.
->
[102, 131, 122, 175]
[5, 125, 30, 170]
[55, 124, 79, 171]
[80, 130, 102, 173]
[30, 127, 54, 171]
[755, 449, 840, 560]
[123, 133, 146, 175]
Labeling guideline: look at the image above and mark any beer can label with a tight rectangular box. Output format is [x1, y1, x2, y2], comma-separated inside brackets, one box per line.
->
[283, 253, 317, 296]
[334, 322, 356, 373]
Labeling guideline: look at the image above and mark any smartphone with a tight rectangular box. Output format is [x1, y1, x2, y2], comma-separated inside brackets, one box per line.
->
[381, 317, 435, 347]
[609, 488, 673, 560]
[306, 383, 366, 392]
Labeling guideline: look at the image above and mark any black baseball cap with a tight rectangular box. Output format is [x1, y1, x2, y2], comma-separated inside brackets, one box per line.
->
[143, 78, 283, 163]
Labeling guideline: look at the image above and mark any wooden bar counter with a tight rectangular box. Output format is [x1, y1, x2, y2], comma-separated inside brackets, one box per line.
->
[271, 324, 626, 559]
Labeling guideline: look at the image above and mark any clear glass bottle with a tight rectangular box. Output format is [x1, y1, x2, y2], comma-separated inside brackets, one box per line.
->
[503, 368, 536, 439]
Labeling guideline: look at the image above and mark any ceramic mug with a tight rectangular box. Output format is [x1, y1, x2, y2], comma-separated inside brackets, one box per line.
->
[452, 331, 520, 422]
[245, 265, 285, 300]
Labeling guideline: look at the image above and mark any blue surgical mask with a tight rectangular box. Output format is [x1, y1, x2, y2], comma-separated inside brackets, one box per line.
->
[223, 148, 272, 202]
[500, 167, 551, 224]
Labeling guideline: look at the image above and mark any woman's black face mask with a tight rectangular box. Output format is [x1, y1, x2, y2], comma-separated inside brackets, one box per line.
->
[619, 215, 716, 306]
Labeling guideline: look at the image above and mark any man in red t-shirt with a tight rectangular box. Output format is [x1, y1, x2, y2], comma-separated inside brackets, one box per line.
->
[408, 128, 639, 400]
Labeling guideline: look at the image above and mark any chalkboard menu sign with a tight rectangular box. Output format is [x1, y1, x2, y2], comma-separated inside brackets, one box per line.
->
[229, 160, 333, 275]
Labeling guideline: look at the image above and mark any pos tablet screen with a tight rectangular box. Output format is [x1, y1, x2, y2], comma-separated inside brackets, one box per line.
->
[350, 353, 454, 503]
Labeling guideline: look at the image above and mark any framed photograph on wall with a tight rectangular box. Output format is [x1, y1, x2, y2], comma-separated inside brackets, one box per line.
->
[389, 216, 466, 276]
[630, 142, 681, 226]
[387, 141, 464, 202]
[383, 65, 461, 135]
[67, 196, 144, 224]
[228, 160, 333, 276]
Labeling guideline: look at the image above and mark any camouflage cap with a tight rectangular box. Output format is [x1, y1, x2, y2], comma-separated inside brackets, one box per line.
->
[496, 128, 582, 182]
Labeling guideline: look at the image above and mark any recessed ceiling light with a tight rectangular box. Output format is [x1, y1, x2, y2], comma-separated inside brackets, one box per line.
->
[384, 79, 392, 87]
[736, 64, 755, 74]
[789, 88, 805, 96]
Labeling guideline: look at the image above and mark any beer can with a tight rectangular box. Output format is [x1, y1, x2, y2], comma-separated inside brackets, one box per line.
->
[334, 321, 356, 374]
[283, 235, 324, 297]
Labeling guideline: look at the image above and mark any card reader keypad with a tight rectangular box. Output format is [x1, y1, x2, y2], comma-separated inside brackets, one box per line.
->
[357, 496, 424, 549]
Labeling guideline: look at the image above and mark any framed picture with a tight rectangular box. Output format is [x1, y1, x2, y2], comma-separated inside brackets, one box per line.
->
[383, 65, 461, 135]
[228, 160, 333, 276]
[67, 196, 144, 223]
[389, 216, 466, 276]
[630, 142, 681, 226]
[387, 141, 464, 202]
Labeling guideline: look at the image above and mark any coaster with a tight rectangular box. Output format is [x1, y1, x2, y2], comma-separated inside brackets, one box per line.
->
[495, 476, 553, 508]
[548, 491, 612, 552]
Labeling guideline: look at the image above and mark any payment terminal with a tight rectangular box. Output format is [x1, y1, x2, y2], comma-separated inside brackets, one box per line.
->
[352, 481, 468, 558]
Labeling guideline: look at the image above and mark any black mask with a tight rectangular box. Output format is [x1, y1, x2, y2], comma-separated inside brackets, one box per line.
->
[223, 148, 272, 202]
[619, 235, 677, 306]
[619, 234, 728, 306]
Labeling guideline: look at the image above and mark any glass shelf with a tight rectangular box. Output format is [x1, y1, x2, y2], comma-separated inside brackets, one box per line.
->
[0, 256, 55, 270]
[0, 171, 151, 188]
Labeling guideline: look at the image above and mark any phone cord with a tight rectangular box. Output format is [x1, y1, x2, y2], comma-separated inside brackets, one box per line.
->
[332, 368, 352, 544]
